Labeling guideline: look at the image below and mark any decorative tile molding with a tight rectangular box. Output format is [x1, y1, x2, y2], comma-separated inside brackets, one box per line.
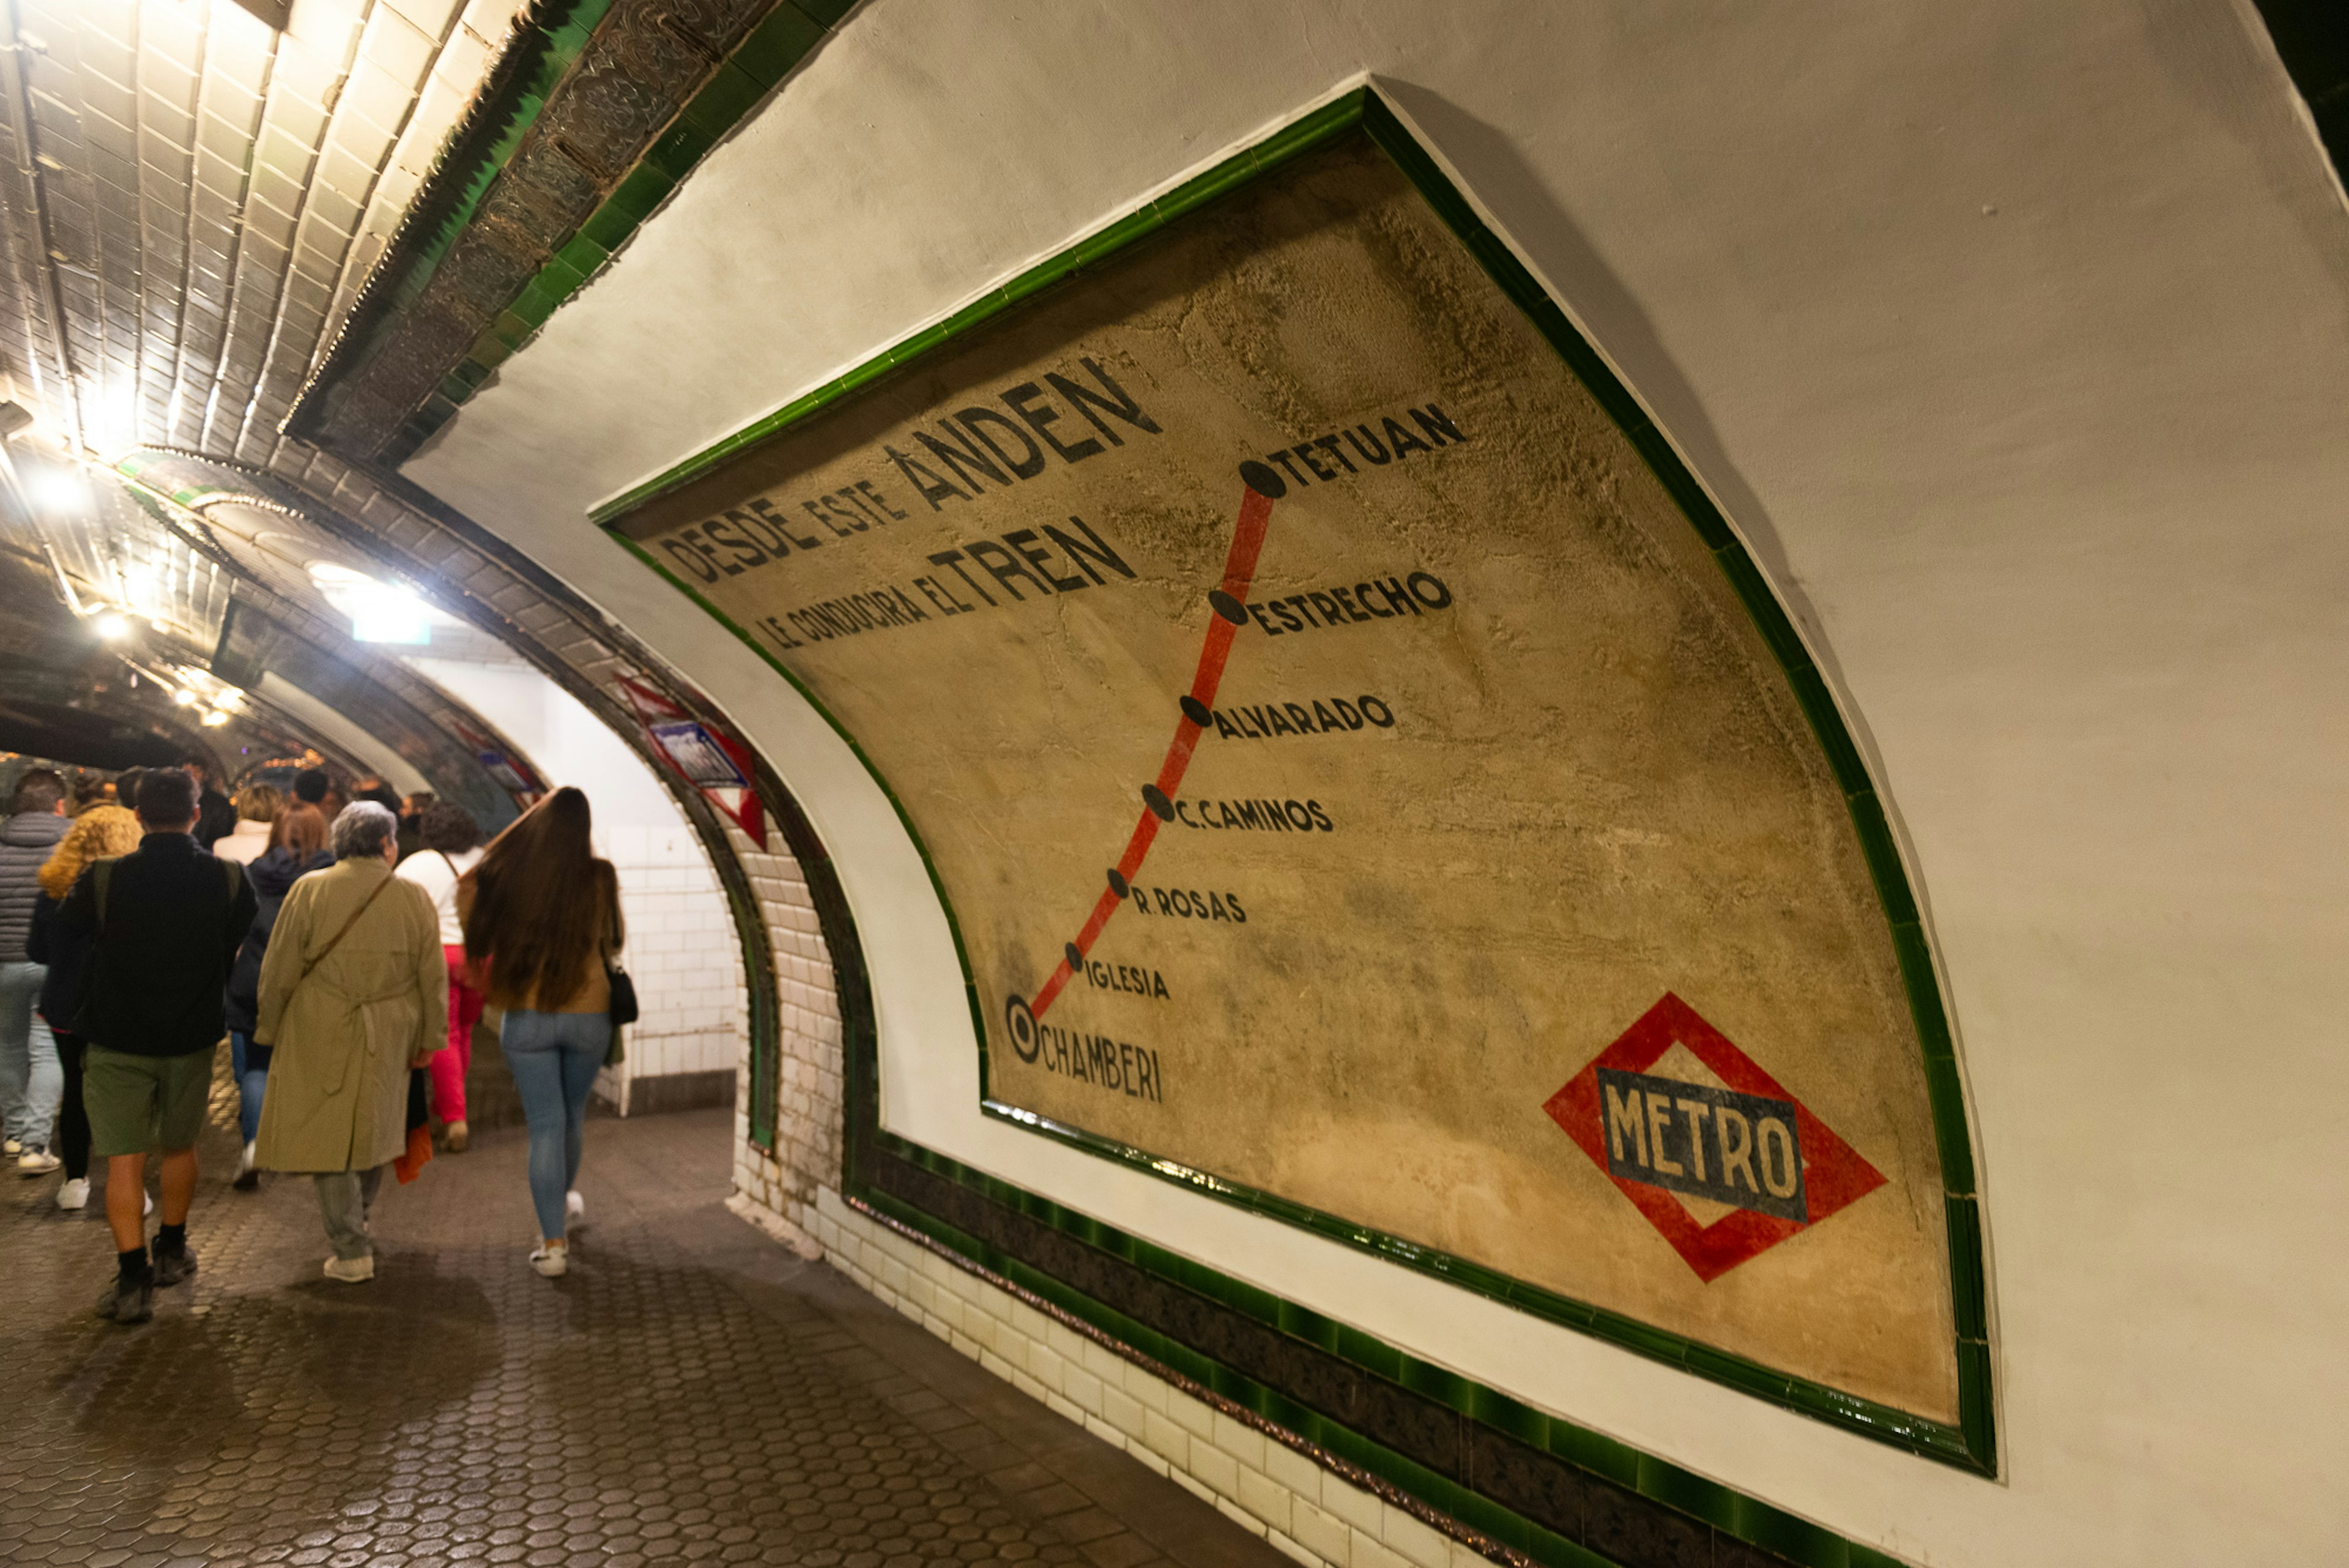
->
[817, 1189, 1522, 1568]
[288, 0, 858, 463]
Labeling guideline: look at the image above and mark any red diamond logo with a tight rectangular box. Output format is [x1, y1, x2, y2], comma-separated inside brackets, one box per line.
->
[1544, 993, 1886, 1282]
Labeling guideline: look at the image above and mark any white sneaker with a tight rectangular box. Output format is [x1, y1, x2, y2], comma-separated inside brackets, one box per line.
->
[1, 1137, 19, 1157]
[17, 1148, 59, 1175]
[322, 1254, 375, 1284]
[529, 1243, 568, 1277]
[55, 1177, 89, 1210]
[565, 1189, 584, 1221]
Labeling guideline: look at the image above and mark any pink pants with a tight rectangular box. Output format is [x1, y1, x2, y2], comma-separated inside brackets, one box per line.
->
[431, 945, 486, 1124]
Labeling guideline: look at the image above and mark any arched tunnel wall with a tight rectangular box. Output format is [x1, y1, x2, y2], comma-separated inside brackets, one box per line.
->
[328, 5, 2349, 1566]
[3, 4, 2342, 1567]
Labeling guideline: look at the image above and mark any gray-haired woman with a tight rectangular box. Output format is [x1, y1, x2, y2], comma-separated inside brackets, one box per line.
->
[253, 802, 445, 1282]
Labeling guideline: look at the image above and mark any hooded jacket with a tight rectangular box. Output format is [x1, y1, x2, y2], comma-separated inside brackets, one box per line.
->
[225, 844, 334, 1041]
[0, 809, 70, 960]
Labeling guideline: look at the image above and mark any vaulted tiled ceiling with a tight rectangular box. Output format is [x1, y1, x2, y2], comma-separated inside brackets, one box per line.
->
[0, 0, 526, 464]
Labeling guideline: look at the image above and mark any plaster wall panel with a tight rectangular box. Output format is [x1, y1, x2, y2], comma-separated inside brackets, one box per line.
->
[400, 4, 2349, 1564]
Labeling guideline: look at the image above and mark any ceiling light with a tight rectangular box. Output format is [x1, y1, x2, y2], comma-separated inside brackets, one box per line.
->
[94, 612, 129, 640]
[201, 708, 232, 727]
[309, 561, 434, 646]
[24, 466, 84, 513]
[171, 687, 198, 706]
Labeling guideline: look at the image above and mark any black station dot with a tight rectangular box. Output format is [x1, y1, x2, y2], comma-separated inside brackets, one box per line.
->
[1238, 459, 1288, 499]
[1107, 869, 1129, 898]
[1179, 695, 1212, 727]
[1063, 942, 1083, 971]
[1208, 589, 1249, 625]
[1140, 784, 1173, 821]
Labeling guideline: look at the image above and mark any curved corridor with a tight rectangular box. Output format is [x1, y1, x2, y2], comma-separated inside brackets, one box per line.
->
[0, 1059, 1285, 1568]
[1, 2, 2344, 1562]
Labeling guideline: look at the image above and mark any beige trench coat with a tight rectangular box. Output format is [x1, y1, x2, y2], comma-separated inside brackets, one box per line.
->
[253, 858, 446, 1173]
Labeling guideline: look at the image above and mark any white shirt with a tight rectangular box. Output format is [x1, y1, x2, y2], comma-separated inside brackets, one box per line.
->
[213, 818, 274, 864]
[396, 845, 483, 946]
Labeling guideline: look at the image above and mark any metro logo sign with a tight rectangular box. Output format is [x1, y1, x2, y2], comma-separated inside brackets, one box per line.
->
[1546, 994, 1885, 1282]
[1597, 1068, 1809, 1224]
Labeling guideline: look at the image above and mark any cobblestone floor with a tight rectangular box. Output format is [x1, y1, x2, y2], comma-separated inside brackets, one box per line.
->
[0, 1049, 1289, 1568]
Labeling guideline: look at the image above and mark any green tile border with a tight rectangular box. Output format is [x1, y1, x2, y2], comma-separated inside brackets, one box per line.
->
[388, 0, 853, 456]
[299, 0, 622, 405]
[591, 82, 1995, 1500]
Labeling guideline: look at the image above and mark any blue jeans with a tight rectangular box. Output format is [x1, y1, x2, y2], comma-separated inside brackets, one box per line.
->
[228, 1031, 267, 1145]
[501, 1010, 608, 1240]
[0, 962, 59, 1148]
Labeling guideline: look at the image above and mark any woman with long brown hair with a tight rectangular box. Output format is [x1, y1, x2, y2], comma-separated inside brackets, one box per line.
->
[458, 788, 622, 1277]
[223, 804, 332, 1188]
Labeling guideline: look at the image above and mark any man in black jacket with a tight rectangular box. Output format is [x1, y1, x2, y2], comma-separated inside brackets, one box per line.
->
[61, 767, 257, 1323]
[188, 759, 236, 850]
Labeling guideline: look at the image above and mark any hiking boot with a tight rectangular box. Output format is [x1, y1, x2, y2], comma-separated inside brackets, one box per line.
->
[152, 1243, 198, 1288]
[95, 1272, 153, 1324]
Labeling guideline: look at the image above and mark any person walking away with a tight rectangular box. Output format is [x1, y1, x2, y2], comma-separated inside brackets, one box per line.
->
[213, 783, 280, 865]
[253, 803, 443, 1282]
[27, 805, 144, 1208]
[292, 767, 330, 811]
[396, 802, 484, 1150]
[353, 782, 404, 819]
[108, 768, 146, 814]
[60, 768, 257, 1323]
[395, 793, 434, 863]
[459, 787, 622, 1277]
[223, 804, 332, 1189]
[188, 760, 237, 850]
[1, 770, 72, 1170]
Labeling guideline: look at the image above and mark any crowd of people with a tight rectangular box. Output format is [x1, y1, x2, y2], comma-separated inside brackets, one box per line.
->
[0, 762, 626, 1322]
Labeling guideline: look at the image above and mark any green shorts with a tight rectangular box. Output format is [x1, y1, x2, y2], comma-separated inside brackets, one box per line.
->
[83, 1046, 215, 1156]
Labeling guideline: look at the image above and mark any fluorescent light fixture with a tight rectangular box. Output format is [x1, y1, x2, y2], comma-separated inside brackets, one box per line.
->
[309, 562, 433, 646]
[24, 467, 83, 512]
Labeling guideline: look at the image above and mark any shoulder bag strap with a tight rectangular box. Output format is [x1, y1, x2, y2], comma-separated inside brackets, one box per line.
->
[297, 872, 398, 987]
